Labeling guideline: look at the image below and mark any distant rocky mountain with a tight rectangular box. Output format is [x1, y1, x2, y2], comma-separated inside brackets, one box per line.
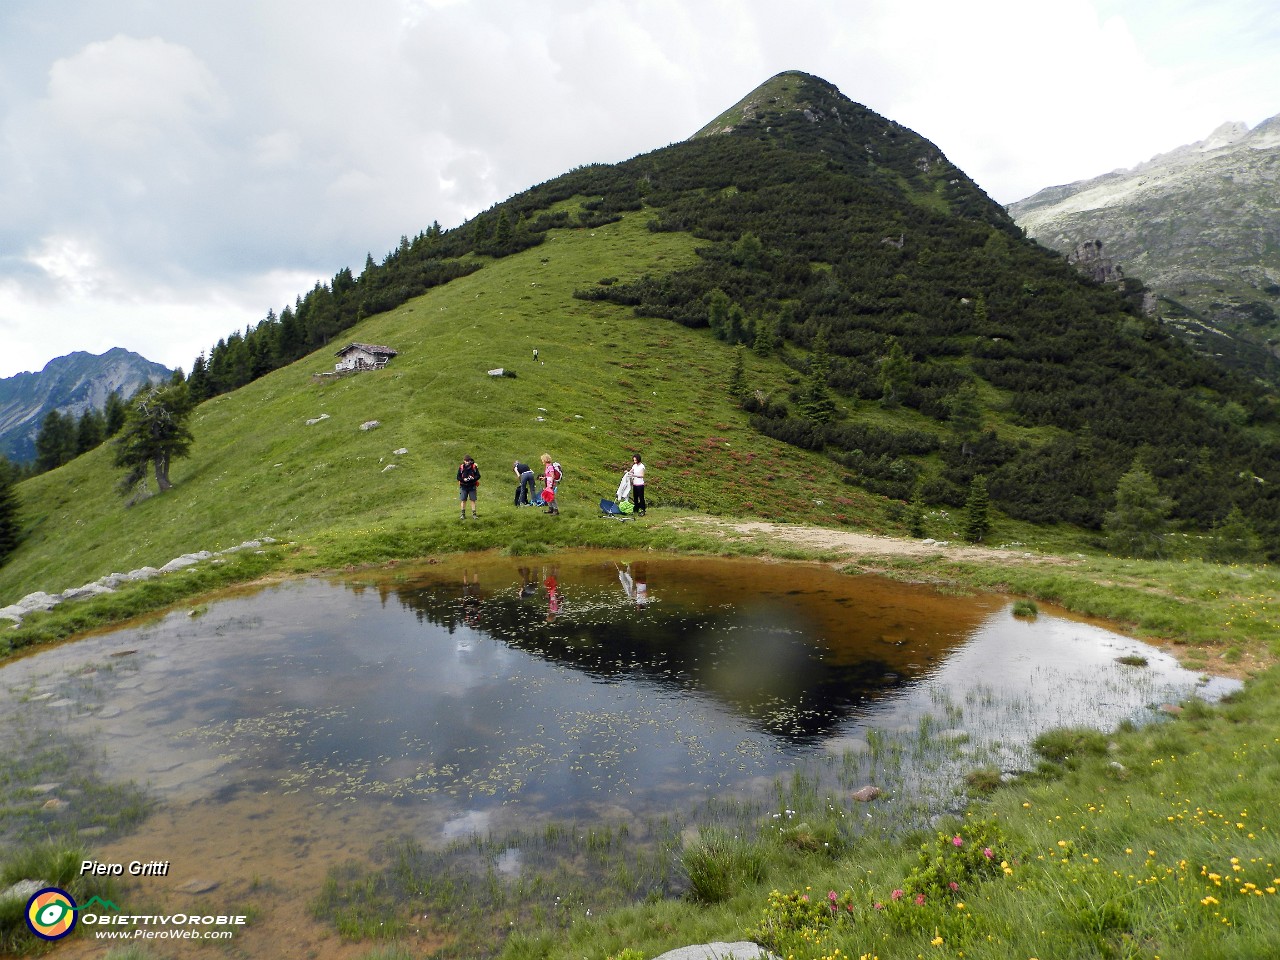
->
[0, 348, 172, 462]
[1008, 116, 1280, 382]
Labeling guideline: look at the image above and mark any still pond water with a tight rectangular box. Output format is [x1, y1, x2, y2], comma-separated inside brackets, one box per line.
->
[1, 551, 1234, 943]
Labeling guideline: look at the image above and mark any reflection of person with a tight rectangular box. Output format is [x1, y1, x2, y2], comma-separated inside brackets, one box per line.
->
[461, 571, 482, 626]
[616, 562, 650, 605]
[513, 460, 536, 506]
[456, 455, 480, 519]
[540, 453, 560, 515]
[632, 561, 649, 605]
[629, 453, 647, 516]
[544, 569, 561, 621]
[518, 566, 538, 599]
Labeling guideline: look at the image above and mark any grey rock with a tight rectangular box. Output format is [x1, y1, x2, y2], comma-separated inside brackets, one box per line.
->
[159, 555, 202, 573]
[653, 943, 777, 960]
[176, 878, 220, 895]
[360, 420, 380, 431]
[1, 879, 48, 905]
[14, 592, 58, 613]
[57, 583, 115, 603]
[305, 413, 330, 425]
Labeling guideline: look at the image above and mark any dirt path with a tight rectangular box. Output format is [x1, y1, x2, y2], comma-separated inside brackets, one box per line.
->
[671, 516, 1073, 567]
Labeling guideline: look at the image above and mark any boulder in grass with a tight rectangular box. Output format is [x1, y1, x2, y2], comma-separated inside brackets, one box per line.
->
[652, 943, 778, 960]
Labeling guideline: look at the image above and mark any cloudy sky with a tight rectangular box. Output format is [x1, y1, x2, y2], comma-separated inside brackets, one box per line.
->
[1, 0, 1276, 379]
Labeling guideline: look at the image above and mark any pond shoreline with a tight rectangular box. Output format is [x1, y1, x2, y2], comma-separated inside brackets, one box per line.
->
[2, 511, 1275, 681]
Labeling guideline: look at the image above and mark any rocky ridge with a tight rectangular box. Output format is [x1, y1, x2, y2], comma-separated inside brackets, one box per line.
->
[1008, 116, 1280, 382]
[0, 347, 173, 462]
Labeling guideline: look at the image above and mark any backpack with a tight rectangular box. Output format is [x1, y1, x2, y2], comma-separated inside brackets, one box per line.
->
[618, 498, 633, 515]
[551, 461, 562, 483]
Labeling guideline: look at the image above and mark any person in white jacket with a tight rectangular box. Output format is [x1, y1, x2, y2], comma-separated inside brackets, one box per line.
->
[629, 454, 647, 516]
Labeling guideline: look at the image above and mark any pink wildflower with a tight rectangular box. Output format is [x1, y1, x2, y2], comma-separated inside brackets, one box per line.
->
[874, 902, 884, 910]
[915, 894, 926, 906]
[948, 882, 959, 891]
[952, 836, 963, 847]
[983, 847, 994, 859]
[829, 890, 838, 902]
[891, 889, 903, 901]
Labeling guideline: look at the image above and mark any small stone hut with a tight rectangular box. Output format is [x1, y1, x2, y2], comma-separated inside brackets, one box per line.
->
[334, 343, 398, 372]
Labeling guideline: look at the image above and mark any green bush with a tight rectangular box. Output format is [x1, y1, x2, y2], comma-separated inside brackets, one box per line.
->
[680, 828, 767, 904]
[1032, 727, 1110, 767]
[902, 819, 1008, 900]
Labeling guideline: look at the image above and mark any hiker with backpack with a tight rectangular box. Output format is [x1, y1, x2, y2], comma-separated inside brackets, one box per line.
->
[456, 455, 480, 519]
[540, 454, 562, 514]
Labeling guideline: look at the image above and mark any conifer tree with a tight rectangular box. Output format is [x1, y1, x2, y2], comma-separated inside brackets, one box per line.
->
[752, 313, 779, 356]
[114, 382, 194, 495]
[906, 485, 927, 538]
[1207, 504, 1261, 563]
[187, 354, 212, 402]
[104, 391, 128, 436]
[945, 380, 982, 456]
[800, 328, 836, 424]
[879, 338, 911, 407]
[707, 288, 731, 341]
[35, 410, 76, 473]
[75, 409, 105, 454]
[1104, 460, 1172, 558]
[964, 475, 991, 543]
[728, 303, 747, 345]
[492, 210, 512, 250]
[0, 456, 20, 563]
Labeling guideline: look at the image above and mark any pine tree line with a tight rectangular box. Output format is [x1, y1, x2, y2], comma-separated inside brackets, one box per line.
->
[29, 391, 131, 476]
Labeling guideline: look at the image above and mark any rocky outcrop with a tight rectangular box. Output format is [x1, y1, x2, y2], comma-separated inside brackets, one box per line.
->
[1009, 116, 1280, 382]
[1065, 240, 1125, 285]
[0, 539, 276, 628]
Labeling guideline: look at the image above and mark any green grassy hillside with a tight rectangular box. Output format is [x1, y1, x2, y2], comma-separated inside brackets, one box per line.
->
[1, 207, 898, 603]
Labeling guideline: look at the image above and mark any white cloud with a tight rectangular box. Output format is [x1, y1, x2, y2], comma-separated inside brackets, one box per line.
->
[43, 34, 228, 147]
[0, 264, 323, 378]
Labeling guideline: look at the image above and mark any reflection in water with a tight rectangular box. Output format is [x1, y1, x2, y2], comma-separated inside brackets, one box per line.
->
[0, 551, 1233, 871]
[383, 554, 994, 745]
